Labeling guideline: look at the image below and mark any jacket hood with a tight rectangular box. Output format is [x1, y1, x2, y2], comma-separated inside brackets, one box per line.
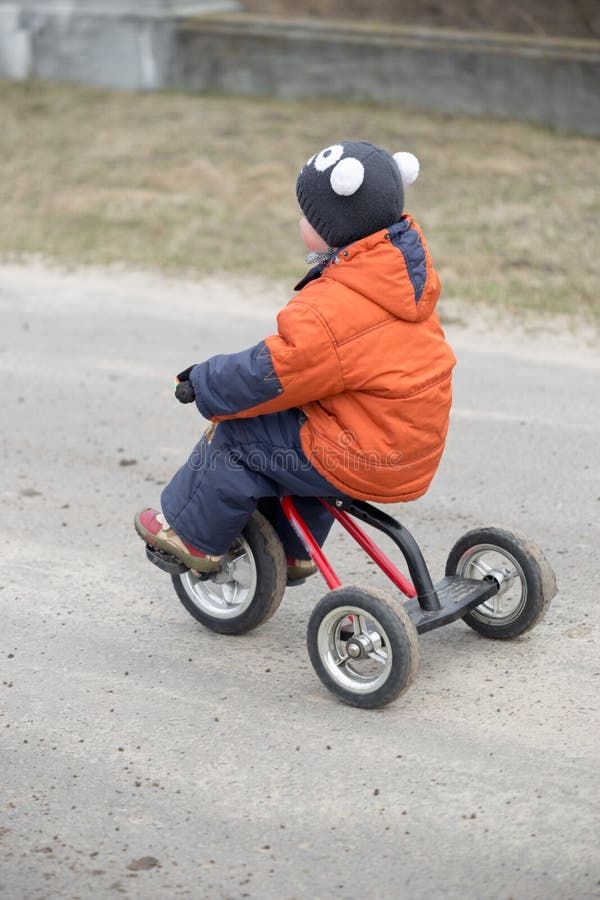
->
[319, 215, 441, 324]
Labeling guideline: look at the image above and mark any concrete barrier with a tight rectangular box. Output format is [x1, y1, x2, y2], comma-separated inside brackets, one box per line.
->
[173, 15, 600, 135]
[0, 1, 240, 89]
[1, 7, 598, 134]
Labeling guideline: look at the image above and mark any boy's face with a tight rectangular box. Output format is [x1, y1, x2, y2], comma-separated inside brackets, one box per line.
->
[299, 216, 329, 253]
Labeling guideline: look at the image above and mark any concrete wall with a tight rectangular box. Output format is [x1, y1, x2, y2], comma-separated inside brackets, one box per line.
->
[1, 6, 599, 134]
[173, 16, 600, 135]
[0, 1, 240, 86]
[0, 3, 171, 86]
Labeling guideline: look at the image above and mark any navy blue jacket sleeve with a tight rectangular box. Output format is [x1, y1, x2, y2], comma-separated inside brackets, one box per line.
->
[190, 340, 283, 419]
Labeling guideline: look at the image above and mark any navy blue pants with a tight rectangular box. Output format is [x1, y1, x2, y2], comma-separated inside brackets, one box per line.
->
[161, 409, 342, 558]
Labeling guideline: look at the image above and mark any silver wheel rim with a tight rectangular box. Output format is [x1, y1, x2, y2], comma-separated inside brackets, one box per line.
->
[456, 543, 526, 625]
[179, 536, 257, 620]
[317, 604, 393, 694]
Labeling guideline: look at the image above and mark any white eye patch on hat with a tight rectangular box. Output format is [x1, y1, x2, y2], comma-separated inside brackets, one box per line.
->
[305, 145, 420, 196]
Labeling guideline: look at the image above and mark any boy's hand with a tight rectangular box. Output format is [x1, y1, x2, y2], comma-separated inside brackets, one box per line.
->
[174, 365, 198, 403]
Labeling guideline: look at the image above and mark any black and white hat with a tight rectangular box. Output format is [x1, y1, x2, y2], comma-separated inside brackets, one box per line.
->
[296, 140, 420, 248]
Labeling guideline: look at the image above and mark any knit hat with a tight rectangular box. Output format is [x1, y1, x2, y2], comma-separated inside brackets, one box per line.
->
[296, 140, 420, 248]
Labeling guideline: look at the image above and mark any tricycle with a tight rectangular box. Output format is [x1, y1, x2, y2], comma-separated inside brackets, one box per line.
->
[143, 379, 557, 709]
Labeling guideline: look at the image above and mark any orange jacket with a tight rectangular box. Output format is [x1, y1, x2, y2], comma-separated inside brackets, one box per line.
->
[191, 215, 456, 502]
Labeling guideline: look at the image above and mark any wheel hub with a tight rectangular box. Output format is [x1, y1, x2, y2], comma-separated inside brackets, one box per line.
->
[212, 560, 234, 584]
[345, 630, 382, 659]
[346, 636, 366, 659]
[484, 566, 515, 594]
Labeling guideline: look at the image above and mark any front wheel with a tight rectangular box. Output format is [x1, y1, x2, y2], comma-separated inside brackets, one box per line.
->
[171, 510, 287, 635]
[307, 585, 420, 708]
[445, 527, 557, 639]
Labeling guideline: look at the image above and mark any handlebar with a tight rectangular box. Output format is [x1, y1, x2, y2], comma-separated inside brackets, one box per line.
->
[175, 380, 196, 404]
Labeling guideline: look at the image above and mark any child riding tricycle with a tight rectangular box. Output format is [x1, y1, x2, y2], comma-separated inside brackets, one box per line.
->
[135, 140, 556, 708]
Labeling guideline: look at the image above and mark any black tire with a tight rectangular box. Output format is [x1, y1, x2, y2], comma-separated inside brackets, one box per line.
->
[445, 527, 557, 640]
[307, 585, 420, 709]
[172, 510, 287, 635]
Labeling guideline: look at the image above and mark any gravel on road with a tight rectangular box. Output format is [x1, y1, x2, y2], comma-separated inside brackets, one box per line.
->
[2, 265, 599, 900]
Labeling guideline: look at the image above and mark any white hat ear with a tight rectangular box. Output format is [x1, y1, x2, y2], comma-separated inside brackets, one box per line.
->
[330, 157, 365, 196]
[393, 152, 420, 187]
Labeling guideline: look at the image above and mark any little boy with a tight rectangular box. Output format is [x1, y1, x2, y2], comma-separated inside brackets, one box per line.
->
[135, 140, 456, 579]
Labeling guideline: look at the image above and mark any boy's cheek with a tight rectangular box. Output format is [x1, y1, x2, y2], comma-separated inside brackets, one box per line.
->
[299, 216, 329, 252]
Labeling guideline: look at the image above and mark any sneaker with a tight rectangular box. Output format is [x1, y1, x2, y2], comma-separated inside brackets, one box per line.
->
[286, 556, 318, 583]
[134, 508, 223, 573]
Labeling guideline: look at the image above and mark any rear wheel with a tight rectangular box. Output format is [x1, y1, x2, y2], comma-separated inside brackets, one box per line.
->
[307, 585, 420, 708]
[172, 511, 287, 635]
[445, 527, 556, 639]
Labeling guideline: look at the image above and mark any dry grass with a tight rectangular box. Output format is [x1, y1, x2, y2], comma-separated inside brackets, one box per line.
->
[1, 80, 599, 322]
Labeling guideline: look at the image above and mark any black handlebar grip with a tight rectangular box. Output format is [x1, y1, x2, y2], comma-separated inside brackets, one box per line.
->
[175, 380, 196, 404]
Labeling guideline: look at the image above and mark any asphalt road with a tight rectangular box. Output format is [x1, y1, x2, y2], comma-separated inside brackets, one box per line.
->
[2, 266, 599, 900]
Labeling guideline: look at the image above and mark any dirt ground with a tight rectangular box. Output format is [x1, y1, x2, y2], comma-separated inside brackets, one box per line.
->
[243, 0, 600, 39]
[1, 263, 599, 899]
